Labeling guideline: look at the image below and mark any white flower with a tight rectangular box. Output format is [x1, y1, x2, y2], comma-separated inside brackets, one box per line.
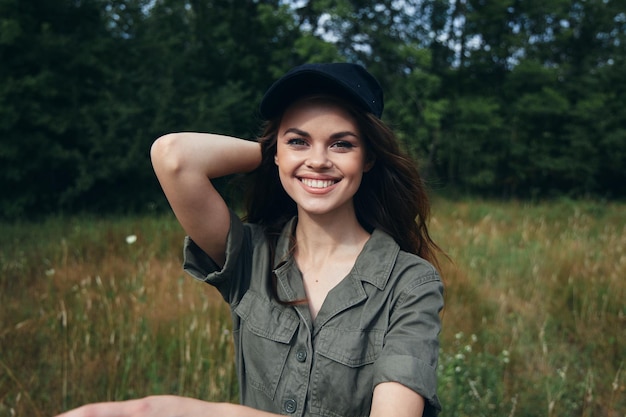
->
[126, 235, 137, 245]
[45, 268, 55, 277]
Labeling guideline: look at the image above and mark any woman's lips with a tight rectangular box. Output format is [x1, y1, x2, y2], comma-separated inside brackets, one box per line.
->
[299, 178, 338, 189]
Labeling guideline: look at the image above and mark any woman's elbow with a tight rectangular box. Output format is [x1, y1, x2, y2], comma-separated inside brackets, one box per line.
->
[151, 133, 186, 176]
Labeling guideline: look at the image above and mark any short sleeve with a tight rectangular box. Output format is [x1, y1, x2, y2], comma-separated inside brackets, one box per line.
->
[182, 209, 258, 305]
[373, 271, 444, 416]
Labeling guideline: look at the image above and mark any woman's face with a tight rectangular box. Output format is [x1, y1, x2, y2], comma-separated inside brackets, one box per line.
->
[274, 98, 373, 219]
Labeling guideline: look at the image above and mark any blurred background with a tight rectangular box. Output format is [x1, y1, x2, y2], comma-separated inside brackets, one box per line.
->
[1, 1, 625, 417]
[1, 0, 625, 220]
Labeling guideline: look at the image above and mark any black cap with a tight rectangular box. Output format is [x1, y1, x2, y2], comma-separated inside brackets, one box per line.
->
[259, 63, 384, 119]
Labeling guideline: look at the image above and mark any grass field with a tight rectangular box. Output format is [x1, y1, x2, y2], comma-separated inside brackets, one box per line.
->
[1, 199, 624, 417]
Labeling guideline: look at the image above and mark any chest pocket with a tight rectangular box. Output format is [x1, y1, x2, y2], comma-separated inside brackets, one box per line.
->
[312, 327, 384, 417]
[234, 291, 299, 399]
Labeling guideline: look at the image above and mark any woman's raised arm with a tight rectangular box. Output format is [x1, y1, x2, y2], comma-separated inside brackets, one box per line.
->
[151, 133, 261, 267]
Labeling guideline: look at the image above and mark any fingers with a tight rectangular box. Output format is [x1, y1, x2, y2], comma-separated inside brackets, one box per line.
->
[54, 398, 151, 417]
[53, 395, 222, 417]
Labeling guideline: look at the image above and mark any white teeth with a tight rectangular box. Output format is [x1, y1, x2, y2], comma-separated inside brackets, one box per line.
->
[301, 178, 335, 188]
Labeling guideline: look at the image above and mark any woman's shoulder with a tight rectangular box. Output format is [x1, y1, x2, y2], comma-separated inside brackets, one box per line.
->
[368, 228, 439, 275]
[392, 249, 441, 295]
[379, 229, 441, 286]
[240, 215, 296, 245]
[355, 228, 440, 292]
[395, 249, 440, 278]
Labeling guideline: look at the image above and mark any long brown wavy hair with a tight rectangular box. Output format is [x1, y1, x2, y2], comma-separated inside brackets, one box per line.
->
[243, 95, 443, 271]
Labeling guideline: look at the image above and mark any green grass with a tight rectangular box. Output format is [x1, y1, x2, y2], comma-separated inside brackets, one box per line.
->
[431, 198, 625, 417]
[1, 200, 624, 417]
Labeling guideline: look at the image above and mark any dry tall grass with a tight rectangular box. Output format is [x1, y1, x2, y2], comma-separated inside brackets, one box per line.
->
[0, 199, 624, 417]
[432, 199, 625, 416]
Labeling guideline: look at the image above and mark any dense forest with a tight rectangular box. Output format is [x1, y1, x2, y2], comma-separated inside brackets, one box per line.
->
[1, 0, 625, 219]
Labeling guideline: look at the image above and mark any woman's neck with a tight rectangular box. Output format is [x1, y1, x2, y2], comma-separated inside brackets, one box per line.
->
[292, 209, 371, 320]
[293, 209, 370, 267]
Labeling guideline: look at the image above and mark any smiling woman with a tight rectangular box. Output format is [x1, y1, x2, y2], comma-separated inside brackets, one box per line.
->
[275, 98, 371, 223]
[56, 63, 445, 417]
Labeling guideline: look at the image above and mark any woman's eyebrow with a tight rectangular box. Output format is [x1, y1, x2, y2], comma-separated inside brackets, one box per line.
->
[282, 128, 359, 141]
[330, 131, 359, 140]
[283, 127, 310, 137]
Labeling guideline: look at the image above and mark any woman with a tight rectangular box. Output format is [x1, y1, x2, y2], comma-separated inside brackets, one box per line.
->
[57, 63, 444, 417]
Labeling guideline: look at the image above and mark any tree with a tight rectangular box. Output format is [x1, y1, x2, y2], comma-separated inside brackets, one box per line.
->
[0, 0, 307, 218]
[0, 0, 117, 217]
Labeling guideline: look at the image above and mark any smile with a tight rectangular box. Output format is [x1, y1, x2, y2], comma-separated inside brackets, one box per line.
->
[299, 178, 337, 189]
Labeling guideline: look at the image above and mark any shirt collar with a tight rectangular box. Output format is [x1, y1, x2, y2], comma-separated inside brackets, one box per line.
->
[273, 217, 400, 291]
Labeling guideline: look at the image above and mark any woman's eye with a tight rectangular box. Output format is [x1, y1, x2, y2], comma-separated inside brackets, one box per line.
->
[287, 138, 307, 146]
[331, 141, 354, 149]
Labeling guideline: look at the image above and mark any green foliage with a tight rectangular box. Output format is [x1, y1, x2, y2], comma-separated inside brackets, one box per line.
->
[438, 333, 512, 417]
[443, 96, 505, 191]
[1, 0, 625, 219]
[431, 198, 626, 416]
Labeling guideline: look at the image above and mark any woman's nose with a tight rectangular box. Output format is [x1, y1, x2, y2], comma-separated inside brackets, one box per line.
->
[306, 146, 332, 169]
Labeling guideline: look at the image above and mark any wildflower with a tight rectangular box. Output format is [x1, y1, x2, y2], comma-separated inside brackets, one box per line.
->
[455, 366, 462, 373]
[455, 332, 464, 340]
[471, 334, 478, 343]
[126, 235, 137, 244]
[464, 345, 472, 353]
[45, 268, 55, 277]
[455, 353, 465, 361]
